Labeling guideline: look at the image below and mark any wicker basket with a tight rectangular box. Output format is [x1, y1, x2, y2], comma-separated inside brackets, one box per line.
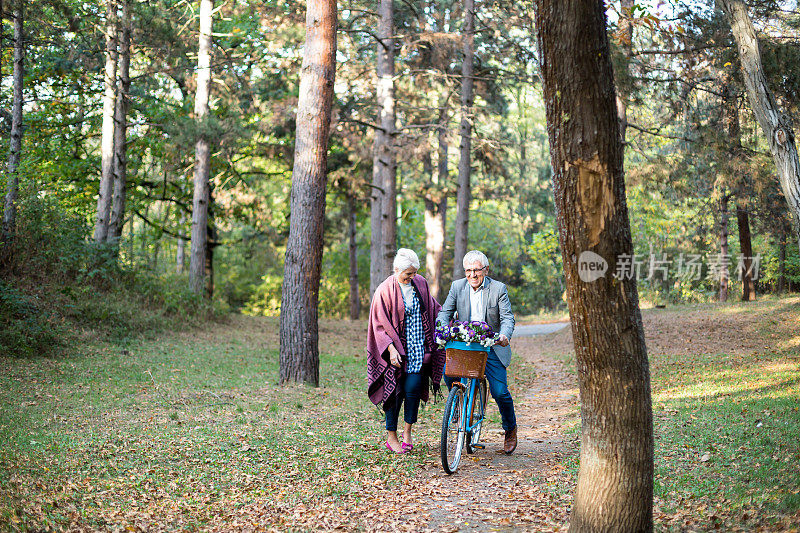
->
[444, 341, 490, 378]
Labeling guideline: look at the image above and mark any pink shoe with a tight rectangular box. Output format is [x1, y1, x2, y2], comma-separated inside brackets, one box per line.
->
[385, 441, 406, 454]
[401, 442, 413, 451]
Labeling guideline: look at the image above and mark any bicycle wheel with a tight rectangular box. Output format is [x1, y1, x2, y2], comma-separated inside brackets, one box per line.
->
[441, 385, 466, 474]
[467, 378, 487, 454]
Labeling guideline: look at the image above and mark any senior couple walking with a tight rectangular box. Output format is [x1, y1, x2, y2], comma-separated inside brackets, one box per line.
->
[366, 248, 518, 455]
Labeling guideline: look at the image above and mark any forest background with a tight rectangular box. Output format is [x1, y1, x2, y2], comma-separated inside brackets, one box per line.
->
[2, 0, 800, 355]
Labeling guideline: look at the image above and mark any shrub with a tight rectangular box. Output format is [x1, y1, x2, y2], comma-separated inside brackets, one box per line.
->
[0, 280, 62, 357]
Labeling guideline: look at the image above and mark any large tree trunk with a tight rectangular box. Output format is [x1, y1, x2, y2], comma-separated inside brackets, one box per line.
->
[189, 0, 213, 294]
[2, 0, 23, 245]
[535, 1, 654, 531]
[93, 0, 117, 243]
[719, 194, 730, 302]
[347, 194, 360, 320]
[717, 0, 800, 251]
[278, 0, 337, 386]
[369, 0, 397, 296]
[736, 200, 756, 301]
[452, 0, 475, 278]
[108, 0, 130, 245]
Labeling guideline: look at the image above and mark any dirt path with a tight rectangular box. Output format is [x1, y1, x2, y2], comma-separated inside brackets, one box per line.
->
[409, 335, 580, 532]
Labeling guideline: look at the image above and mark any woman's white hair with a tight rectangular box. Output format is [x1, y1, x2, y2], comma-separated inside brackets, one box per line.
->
[393, 248, 420, 272]
[462, 250, 489, 269]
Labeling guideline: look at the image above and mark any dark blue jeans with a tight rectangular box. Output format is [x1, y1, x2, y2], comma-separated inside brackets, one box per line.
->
[445, 349, 517, 432]
[385, 372, 423, 431]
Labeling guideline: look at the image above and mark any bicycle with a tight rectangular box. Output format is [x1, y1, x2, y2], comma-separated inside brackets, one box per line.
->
[440, 340, 492, 474]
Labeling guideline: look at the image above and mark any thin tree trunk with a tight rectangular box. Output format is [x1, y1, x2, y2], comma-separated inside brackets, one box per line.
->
[0, 0, 4, 94]
[205, 186, 216, 298]
[452, 0, 475, 278]
[370, 0, 396, 296]
[717, 0, 800, 251]
[150, 203, 172, 271]
[278, 0, 337, 386]
[93, 0, 117, 243]
[424, 141, 446, 300]
[778, 230, 787, 293]
[516, 86, 529, 181]
[189, 0, 213, 294]
[347, 194, 360, 320]
[437, 105, 449, 285]
[108, 0, 130, 245]
[736, 200, 756, 301]
[536, 1, 653, 531]
[719, 194, 730, 302]
[2, 0, 23, 245]
[616, 0, 633, 142]
[177, 212, 186, 274]
[139, 204, 149, 264]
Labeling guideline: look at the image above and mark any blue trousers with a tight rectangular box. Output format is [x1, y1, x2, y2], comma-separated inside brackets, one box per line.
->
[385, 372, 423, 431]
[445, 349, 517, 432]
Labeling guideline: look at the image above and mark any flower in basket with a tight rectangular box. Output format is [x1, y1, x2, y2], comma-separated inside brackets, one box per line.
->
[435, 320, 499, 348]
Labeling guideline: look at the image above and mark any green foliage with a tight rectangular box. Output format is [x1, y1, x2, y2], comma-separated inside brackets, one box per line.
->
[760, 239, 800, 290]
[0, 194, 213, 354]
[242, 273, 283, 317]
[0, 281, 62, 358]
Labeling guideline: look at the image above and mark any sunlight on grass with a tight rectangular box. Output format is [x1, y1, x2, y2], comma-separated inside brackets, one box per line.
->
[655, 358, 800, 402]
[778, 335, 800, 350]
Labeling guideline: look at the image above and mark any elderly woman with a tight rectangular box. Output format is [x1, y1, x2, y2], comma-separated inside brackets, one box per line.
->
[367, 248, 445, 453]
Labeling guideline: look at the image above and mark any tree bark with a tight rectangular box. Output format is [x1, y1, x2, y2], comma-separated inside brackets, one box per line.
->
[369, 0, 397, 297]
[347, 194, 360, 320]
[177, 211, 186, 274]
[535, 1, 653, 531]
[108, 0, 130, 245]
[189, 0, 213, 294]
[778, 230, 787, 293]
[424, 137, 446, 301]
[616, 0, 634, 142]
[717, 0, 800, 251]
[205, 188, 216, 298]
[452, 0, 475, 278]
[94, 0, 118, 243]
[736, 200, 756, 301]
[2, 0, 23, 245]
[278, 0, 337, 386]
[719, 194, 730, 302]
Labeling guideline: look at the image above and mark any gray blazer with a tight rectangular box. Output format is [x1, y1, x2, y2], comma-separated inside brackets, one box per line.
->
[436, 276, 515, 367]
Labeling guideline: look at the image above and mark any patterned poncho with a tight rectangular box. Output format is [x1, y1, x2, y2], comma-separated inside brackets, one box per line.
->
[366, 274, 445, 410]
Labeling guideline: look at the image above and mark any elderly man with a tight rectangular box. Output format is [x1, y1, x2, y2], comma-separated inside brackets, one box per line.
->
[437, 250, 517, 454]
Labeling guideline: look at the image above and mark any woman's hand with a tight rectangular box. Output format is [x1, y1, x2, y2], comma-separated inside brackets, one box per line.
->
[387, 345, 402, 368]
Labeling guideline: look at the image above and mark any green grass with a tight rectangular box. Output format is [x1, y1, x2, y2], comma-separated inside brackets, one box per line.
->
[2, 298, 797, 530]
[0, 318, 434, 530]
[651, 347, 800, 530]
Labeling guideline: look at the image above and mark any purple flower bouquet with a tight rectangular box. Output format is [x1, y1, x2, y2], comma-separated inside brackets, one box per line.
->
[435, 320, 499, 348]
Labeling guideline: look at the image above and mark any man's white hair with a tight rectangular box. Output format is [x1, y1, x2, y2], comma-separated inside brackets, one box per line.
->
[393, 248, 421, 272]
[462, 250, 489, 269]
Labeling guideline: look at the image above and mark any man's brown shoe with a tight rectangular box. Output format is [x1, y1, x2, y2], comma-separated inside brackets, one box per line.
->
[503, 427, 517, 455]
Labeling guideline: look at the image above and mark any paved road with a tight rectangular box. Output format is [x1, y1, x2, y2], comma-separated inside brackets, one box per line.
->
[514, 322, 569, 337]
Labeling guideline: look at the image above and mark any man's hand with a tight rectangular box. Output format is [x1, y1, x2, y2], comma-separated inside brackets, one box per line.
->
[387, 344, 402, 368]
[498, 334, 510, 347]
